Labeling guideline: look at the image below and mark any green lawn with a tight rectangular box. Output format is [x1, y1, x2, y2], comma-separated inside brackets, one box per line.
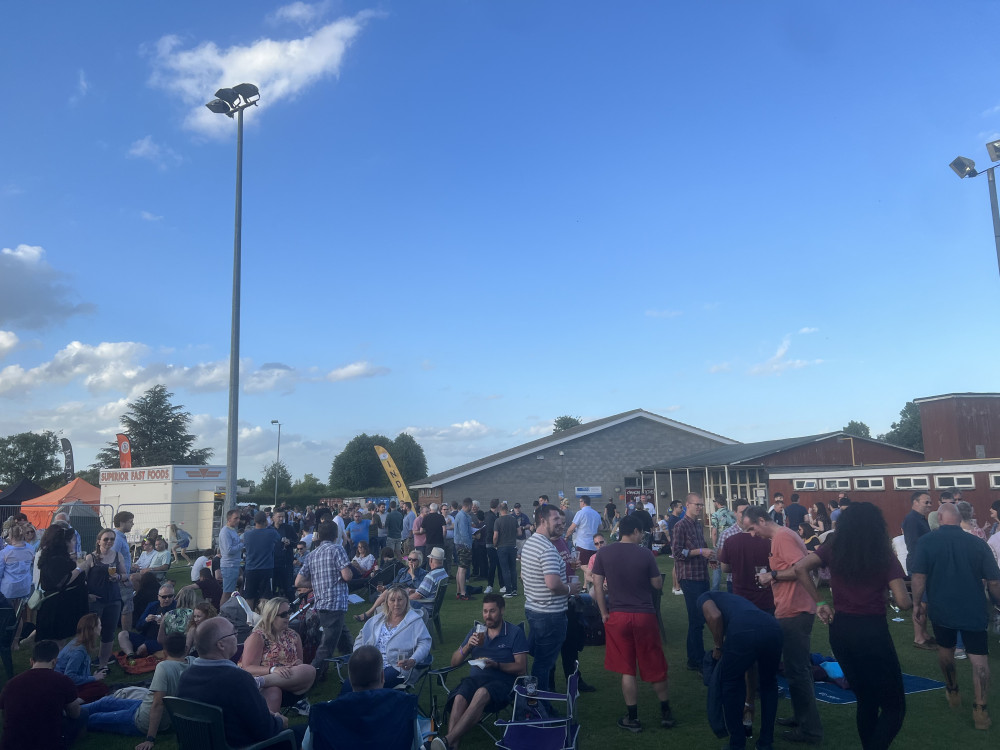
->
[6, 556, 999, 748]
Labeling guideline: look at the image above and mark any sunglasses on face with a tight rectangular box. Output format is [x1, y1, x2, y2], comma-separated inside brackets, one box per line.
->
[407, 557, 419, 562]
[594, 541, 606, 546]
[158, 594, 173, 599]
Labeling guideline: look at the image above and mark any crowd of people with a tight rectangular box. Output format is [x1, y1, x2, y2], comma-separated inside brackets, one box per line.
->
[1, 487, 999, 750]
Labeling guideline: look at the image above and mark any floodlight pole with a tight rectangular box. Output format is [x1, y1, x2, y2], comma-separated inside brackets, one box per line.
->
[272, 420, 282, 505]
[224, 106, 245, 514]
[987, 167, 1000, 279]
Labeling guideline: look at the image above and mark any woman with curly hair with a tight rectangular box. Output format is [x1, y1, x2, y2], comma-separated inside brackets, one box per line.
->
[794, 502, 911, 750]
[55, 612, 110, 703]
[185, 600, 218, 655]
[239, 597, 316, 715]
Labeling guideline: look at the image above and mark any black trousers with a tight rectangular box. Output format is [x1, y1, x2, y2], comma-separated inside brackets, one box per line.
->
[720, 622, 782, 750]
[485, 547, 504, 588]
[829, 613, 905, 750]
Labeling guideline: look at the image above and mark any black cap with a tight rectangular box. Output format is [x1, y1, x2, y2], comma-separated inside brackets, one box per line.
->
[513, 503, 521, 508]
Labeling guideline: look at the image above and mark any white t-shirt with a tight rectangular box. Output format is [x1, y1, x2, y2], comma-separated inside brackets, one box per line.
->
[644, 502, 655, 516]
[571, 506, 602, 551]
[191, 555, 211, 582]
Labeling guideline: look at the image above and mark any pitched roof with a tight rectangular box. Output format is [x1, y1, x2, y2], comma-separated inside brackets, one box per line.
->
[638, 432, 920, 472]
[411, 409, 736, 488]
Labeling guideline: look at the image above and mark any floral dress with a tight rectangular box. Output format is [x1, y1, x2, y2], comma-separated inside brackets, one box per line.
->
[255, 627, 299, 668]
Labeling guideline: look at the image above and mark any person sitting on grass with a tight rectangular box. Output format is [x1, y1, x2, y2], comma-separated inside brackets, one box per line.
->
[195, 566, 222, 610]
[184, 600, 218, 655]
[430, 593, 528, 750]
[119, 585, 176, 660]
[81, 632, 194, 747]
[157, 585, 203, 647]
[239, 596, 316, 716]
[131, 538, 170, 586]
[354, 547, 445, 623]
[56, 613, 110, 703]
[0, 639, 83, 750]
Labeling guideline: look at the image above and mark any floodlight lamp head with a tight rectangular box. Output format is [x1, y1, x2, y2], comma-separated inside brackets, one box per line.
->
[206, 99, 233, 117]
[987, 140, 1000, 163]
[232, 83, 260, 104]
[214, 88, 240, 107]
[271, 420, 280, 425]
[949, 156, 978, 179]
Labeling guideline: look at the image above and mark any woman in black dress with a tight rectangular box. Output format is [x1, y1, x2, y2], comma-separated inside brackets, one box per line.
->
[35, 524, 88, 646]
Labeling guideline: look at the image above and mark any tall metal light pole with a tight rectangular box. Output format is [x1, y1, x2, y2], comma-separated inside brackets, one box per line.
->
[271, 420, 282, 505]
[206, 84, 260, 513]
[949, 141, 1000, 278]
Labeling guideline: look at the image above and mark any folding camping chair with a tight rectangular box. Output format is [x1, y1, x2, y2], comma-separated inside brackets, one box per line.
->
[364, 560, 404, 601]
[164, 697, 296, 750]
[494, 665, 581, 750]
[306, 690, 423, 749]
[423, 620, 526, 744]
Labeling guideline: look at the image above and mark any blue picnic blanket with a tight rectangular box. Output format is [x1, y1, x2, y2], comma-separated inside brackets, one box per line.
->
[777, 673, 945, 705]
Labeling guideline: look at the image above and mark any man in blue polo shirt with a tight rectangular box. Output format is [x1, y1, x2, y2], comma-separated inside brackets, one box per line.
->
[431, 593, 527, 750]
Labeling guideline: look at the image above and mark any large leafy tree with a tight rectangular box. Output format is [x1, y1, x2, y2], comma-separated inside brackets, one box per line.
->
[260, 460, 293, 501]
[93, 385, 212, 468]
[291, 473, 327, 498]
[391, 432, 428, 483]
[842, 420, 871, 439]
[0, 430, 63, 487]
[877, 401, 923, 451]
[553, 415, 582, 433]
[329, 433, 393, 492]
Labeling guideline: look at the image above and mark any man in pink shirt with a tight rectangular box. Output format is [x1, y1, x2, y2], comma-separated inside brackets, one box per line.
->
[746, 505, 823, 745]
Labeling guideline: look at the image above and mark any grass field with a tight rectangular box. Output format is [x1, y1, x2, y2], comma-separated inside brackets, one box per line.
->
[5, 555, 999, 749]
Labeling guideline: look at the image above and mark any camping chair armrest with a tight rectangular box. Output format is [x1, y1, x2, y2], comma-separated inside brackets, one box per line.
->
[512, 684, 569, 702]
[428, 663, 465, 691]
[495, 717, 568, 727]
[324, 654, 352, 683]
[246, 728, 297, 750]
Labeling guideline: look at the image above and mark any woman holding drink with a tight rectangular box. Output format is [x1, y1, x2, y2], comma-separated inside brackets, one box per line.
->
[351, 585, 431, 690]
[80, 528, 128, 668]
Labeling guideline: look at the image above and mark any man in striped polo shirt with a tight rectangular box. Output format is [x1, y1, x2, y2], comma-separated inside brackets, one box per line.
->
[520, 504, 581, 697]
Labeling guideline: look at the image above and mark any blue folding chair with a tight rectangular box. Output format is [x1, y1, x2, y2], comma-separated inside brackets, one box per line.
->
[494, 666, 580, 750]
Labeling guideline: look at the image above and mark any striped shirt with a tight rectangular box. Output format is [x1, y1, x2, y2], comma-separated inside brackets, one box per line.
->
[716, 522, 743, 584]
[520, 533, 567, 614]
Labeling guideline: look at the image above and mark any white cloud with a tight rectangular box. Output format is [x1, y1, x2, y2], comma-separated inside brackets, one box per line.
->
[140, 210, 163, 221]
[245, 362, 297, 394]
[325, 361, 389, 382]
[748, 336, 823, 376]
[420, 359, 435, 371]
[708, 362, 731, 373]
[127, 136, 182, 168]
[148, 11, 377, 137]
[404, 420, 496, 442]
[798, 327, 819, 334]
[69, 69, 88, 105]
[512, 420, 554, 437]
[0, 331, 18, 359]
[645, 309, 682, 319]
[269, 1, 332, 26]
[0, 244, 95, 329]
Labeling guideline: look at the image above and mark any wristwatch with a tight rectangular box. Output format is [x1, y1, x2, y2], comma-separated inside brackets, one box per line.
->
[770, 570, 778, 581]
[146, 737, 156, 744]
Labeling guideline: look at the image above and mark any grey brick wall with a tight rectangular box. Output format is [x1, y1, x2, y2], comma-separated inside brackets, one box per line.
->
[436, 417, 726, 517]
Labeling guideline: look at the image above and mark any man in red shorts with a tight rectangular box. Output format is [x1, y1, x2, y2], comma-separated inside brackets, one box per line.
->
[591, 514, 676, 733]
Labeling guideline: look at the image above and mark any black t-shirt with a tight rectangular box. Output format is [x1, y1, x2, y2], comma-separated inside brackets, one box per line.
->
[495, 515, 518, 547]
[630, 509, 654, 531]
[784, 503, 808, 530]
[273, 523, 296, 565]
[482, 511, 498, 545]
[422, 513, 446, 547]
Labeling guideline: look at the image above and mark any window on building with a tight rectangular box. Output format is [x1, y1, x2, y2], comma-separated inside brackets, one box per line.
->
[793, 479, 818, 491]
[823, 478, 851, 491]
[893, 476, 929, 490]
[933, 475, 975, 489]
[854, 477, 885, 491]
[990, 474, 1000, 489]
[624, 477, 640, 488]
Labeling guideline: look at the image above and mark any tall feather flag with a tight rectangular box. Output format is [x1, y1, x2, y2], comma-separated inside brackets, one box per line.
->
[374, 445, 413, 507]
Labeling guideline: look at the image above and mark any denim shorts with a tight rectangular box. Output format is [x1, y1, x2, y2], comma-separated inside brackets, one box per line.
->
[221, 566, 240, 594]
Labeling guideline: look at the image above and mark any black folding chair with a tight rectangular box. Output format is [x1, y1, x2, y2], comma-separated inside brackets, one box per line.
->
[164, 696, 296, 750]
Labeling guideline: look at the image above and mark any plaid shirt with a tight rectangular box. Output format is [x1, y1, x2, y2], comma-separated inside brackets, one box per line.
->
[715, 521, 743, 583]
[299, 540, 350, 612]
[671, 515, 709, 581]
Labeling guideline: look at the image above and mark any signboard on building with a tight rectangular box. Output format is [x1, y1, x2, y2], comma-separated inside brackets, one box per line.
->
[574, 486, 602, 498]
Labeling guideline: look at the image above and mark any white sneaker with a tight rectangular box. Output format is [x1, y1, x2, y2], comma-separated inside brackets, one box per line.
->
[499, 586, 507, 594]
[672, 589, 683, 596]
[483, 586, 493, 594]
[955, 648, 968, 660]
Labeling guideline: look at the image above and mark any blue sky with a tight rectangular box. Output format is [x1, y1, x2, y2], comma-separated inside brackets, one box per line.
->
[3, 1, 1000, 485]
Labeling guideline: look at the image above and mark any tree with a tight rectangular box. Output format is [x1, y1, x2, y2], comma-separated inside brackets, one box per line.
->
[391, 432, 428, 483]
[291, 473, 327, 497]
[842, 420, 871, 439]
[93, 385, 213, 469]
[0, 431, 62, 487]
[329, 433, 393, 492]
[237, 477, 257, 493]
[877, 401, 923, 451]
[260, 460, 292, 501]
[553, 415, 583, 433]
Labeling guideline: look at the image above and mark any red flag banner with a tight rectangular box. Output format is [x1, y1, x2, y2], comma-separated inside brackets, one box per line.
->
[116, 433, 132, 469]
